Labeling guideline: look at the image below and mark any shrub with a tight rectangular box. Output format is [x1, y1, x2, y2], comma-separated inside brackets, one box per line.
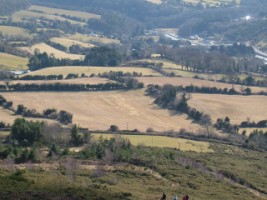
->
[109, 125, 119, 132]
[10, 118, 43, 146]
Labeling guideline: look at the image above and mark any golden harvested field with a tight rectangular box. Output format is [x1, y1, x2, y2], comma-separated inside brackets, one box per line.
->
[189, 94, 267, 124]
[0, 53, 28, 70]
[164, 68, 224, 80]
[50, 37, 95, 49]
[4, 77, 113, 85]
[36, 28, 64, 34]
[0, 108, 16, 125]
[0, 25, 33, 39]
[137, 77, 266, 94]
[26, 66, 162, 77]
[19, 43, 85, 60]
[133, 59, 183, 70]
[68, 33, 121, 45]
[93, 134, 213, 152]
[29, 5, 101, 21]
[12, 10, 86, 25]
[0, 90, 201, 132]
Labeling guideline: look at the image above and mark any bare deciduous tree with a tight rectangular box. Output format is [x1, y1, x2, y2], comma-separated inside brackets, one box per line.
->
[65, 158, 79, 184]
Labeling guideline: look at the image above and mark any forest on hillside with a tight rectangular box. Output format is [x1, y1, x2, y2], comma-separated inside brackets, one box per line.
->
[0, 0, 29, 16]
[32, 0, 267, 42]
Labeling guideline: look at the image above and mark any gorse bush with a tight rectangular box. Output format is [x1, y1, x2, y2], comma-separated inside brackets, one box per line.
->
[10, 118, 43, 146]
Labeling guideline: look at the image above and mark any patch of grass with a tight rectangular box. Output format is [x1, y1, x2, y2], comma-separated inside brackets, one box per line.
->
[6, 77, 113, 85]
[19, 43, 85, 60]
[25, 66, 162, 77]
[0, 142, 266, 199]
[193, 144, 267, 193]
[136, 77, 266, 94]
[50, 37, 95, 49]
[68, 33, 121, 45]
[29, 5, 101, 21]
[164, 68, 224, 80]
[12, 10, 86, 25]
[189, 94, 267, 124]
[0, 131, 10, 137]
[92, 134, 213, 153]
[0, 53, 28, 70]
[0, 25, 33, 39]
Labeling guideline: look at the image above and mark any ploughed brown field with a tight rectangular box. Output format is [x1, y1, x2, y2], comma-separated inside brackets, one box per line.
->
[189, 94, 267, 124]
[137, 77, 266, 94]
[0, 90, 201, 132]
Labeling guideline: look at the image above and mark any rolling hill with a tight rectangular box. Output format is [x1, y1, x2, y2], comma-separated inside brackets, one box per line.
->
[19, 43, 85, 60]
[0, 90, 201, 132]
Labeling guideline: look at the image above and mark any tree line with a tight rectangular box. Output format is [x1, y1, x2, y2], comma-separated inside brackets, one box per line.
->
[19, 75, 64, 80]
[0, 121, 9, 129]
[156, 45, 264, 75]
[0, 95, 73, 125]
[146, 83, 265, 97]
[146, 84, 212, 130]
[99, 71, 144, 89]
[145, 84, 266, 136]
[179, 85, 255, 95]
[219, 75, 267, 87]
[0, 95, 13, 109]
[28, 46, 123, 71]
[214, 117, 239, 134]
[17, 70, 144, 81]
[126, 61, 174, 77]
[0, 120, 86, 163]
[16, 105, 73, 124]
[240, 120, 267, 128]
[0, 81, 142, 92]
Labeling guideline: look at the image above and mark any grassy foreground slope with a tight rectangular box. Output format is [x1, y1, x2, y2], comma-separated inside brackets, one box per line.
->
[0, 142, 266, 200]
[0, 90, 201, 132]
